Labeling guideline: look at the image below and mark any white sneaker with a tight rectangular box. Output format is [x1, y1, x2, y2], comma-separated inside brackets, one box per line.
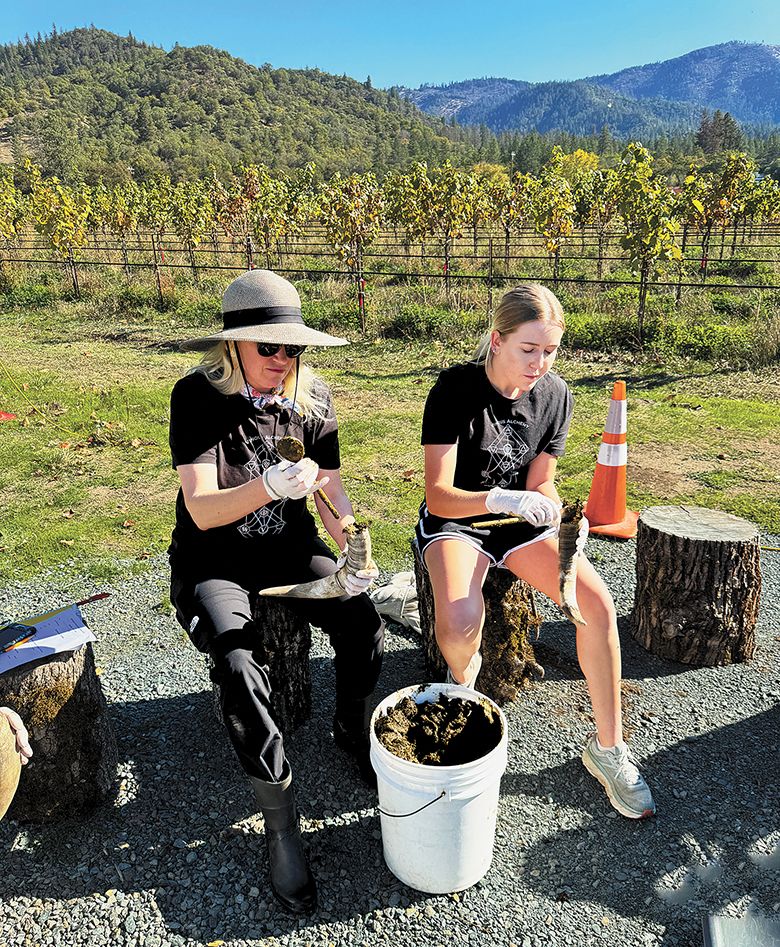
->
[582, 734, 656, 819]
[445, 651, 483, 689]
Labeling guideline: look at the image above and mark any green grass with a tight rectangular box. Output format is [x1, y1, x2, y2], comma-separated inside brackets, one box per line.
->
[1, 284, 779, 584]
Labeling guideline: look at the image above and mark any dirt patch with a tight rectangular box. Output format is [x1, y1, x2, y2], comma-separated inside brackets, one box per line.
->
[374, 693, 502, 765]
[629, 445, 708, 495]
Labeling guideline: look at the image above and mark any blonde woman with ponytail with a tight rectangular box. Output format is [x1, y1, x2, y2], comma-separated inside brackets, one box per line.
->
[417, 284, 655, 821]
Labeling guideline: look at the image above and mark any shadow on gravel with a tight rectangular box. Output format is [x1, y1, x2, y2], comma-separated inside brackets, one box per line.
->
[501, 705, 780, 946]
[0, 641, 435, 942]
[536, 614, 693, 682]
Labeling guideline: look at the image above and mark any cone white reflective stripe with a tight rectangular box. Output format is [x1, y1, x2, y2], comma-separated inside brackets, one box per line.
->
[604, 398, 627, 434]
[597, 442, 628, 467]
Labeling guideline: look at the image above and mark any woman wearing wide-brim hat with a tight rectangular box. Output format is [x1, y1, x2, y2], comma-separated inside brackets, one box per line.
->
[169, 269, 384, 914]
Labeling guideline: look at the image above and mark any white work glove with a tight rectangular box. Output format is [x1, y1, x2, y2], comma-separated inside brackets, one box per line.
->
[485, 487, 561, 527]
[262, 457, 328, 501]
[336, 551, 380, 597]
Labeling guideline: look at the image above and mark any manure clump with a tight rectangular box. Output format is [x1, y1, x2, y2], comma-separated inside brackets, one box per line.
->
[374, 694, 502, 765]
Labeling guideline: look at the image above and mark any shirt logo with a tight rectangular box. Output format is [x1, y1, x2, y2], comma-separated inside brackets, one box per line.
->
[483, 423, 530, 487]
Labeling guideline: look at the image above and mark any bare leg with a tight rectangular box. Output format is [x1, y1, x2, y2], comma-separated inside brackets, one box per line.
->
[504, 537, 623, 747]
[424, 540, 491, 685]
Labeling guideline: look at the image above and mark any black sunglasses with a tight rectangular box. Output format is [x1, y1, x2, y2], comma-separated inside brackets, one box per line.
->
[256, 343, 307, 358]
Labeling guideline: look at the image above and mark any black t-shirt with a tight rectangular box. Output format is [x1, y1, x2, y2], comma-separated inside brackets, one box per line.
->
[168, 371, 340, 578]
[421, 361, 573, 492]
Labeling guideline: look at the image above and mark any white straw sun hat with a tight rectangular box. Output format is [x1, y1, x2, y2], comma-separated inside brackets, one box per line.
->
[181, 269, 348, 351]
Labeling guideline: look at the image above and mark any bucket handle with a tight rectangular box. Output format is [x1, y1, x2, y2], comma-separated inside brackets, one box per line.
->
[377, 789, 446, 819]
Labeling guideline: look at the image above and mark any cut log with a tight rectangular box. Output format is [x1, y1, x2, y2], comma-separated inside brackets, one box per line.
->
[631, 505, 761, 666]
[0, 643, 117, 822]
[212, 598, 312, 735]
[413, 541, 542, 706]
[0, 715, 22, 820]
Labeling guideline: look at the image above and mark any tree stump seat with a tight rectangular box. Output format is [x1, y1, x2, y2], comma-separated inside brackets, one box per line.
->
[412, 540, 543, 706]
[211, 597, 312, 736]
[0, 642, 117, 822]
[631, 505, 761, 666]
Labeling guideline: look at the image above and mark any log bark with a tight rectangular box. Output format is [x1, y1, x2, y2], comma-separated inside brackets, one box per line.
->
[212, 599, 312, 735]
[631, 505, 761, 666]
[413, 541, 542, 706]
[0, 643, 117, 822]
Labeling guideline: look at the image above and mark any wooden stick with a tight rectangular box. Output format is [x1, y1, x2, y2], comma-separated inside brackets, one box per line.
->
[470, 516, 525, 529]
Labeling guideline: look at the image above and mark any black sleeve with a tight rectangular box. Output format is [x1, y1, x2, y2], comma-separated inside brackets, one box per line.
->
[539, 382, 574, 457]
[169, 375, 218, 468]
[421, 371, 464, 445]
[305, 382, 340, 469]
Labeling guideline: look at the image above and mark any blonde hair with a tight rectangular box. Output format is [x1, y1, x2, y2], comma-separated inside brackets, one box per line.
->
[476, 284, 566, 367]
[191, 342, 330, 420]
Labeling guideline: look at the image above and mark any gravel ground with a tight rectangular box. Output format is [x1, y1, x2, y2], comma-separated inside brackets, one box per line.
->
[1, 534, 779, 947]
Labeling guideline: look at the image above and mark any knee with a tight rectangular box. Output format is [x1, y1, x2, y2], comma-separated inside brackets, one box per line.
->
[579, 585, 617, 631]
[435, 599, 483, 646]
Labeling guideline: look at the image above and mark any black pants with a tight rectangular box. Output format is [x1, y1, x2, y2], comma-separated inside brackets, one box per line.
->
[170, 536, 384, 783]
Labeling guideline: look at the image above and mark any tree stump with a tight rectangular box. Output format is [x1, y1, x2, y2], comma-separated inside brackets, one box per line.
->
[632, 506, 761, 666]
[413, 541, 543, 706]
[0, 643, 117, 822]
[212, 598, 312, 735]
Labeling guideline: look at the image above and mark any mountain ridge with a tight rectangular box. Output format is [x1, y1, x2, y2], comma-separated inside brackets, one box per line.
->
[402, 42, 780, 133]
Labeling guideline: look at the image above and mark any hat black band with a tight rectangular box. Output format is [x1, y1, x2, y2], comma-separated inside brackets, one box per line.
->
[222, 306, 304, 331]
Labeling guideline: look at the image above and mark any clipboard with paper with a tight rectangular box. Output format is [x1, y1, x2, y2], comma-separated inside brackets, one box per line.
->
[0, 603, 96, 676]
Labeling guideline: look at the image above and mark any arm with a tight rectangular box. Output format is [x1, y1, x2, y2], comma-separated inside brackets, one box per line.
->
[178, 462, 282, 531]
[424, 443, 493, 519]
[524, 452, 562, 506]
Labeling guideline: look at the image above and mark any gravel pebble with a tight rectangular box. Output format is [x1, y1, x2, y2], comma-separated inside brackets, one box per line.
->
[1, 533, 779, 946]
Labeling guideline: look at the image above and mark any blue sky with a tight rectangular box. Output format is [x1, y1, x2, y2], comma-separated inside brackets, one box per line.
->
[3, 0, 779, 88]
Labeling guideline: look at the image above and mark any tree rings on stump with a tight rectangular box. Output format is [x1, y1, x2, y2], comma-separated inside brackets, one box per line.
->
[413, 541, 542, 705]
[632, 505, 761, 666]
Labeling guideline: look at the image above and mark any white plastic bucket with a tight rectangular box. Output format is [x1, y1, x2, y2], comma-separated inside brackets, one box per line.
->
[369, 682, 508, 894]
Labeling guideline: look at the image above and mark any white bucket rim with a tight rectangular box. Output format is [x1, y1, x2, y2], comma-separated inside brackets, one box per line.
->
[370, 681, 508, 773]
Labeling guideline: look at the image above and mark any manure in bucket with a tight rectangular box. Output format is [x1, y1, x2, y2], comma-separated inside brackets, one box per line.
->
[374, 694, 502, 765]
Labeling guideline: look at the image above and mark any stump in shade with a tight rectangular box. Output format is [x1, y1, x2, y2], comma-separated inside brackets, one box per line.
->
[413, 541, 543, 705]
[0, 643, 117, 822]
[212, 598, 312, 736]
[632, 506, 761, 666]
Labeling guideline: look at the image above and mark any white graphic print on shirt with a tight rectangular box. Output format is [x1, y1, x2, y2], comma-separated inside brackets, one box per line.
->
[483, 421, 530, 487]
[238, 433, 288, 537]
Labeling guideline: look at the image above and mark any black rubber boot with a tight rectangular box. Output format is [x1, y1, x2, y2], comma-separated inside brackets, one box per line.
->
[250, 763, 317, 915]
[333, 695, 377, 790]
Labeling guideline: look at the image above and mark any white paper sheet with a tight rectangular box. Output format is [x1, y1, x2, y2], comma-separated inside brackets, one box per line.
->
[0, 604, 95, 675]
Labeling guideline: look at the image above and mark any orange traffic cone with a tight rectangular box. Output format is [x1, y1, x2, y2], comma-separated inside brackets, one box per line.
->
[584, 380, 639, 539]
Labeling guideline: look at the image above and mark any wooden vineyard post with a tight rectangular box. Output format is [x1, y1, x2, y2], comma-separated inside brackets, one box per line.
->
[150, 234, 164, 307]
[67, 247, 80, 299]
[412, 541, 542, 705]
[0, 643, 117, 822]
[632, 506, 761, 666]
[212, 598, 312, 735]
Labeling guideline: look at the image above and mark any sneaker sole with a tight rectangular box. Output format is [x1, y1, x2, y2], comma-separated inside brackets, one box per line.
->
[582, 750, 657, 820]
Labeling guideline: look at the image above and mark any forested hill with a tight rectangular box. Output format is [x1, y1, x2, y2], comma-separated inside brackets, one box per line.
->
[0, 28, 491, 183]
[405, 42, 780, 134]
[589, 42, 780, 125]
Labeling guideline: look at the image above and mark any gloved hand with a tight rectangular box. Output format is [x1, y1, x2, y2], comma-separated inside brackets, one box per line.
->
[336, 552, 379, 597]
[262, 457, 328, 501]
[485, 487, 561, 527]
